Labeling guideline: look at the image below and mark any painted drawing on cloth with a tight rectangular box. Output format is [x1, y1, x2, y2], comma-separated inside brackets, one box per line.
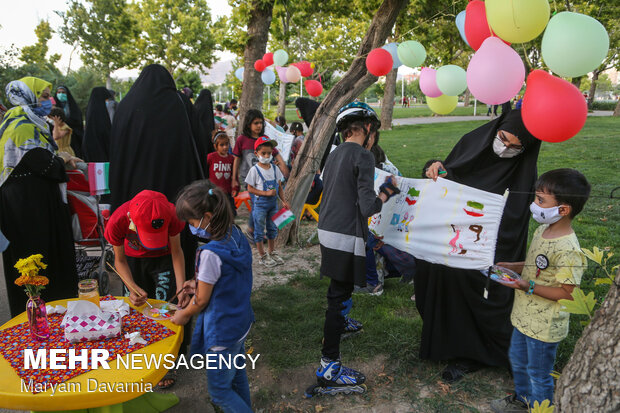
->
[264, 122, 294, 162]
[370, 168, 507, 270]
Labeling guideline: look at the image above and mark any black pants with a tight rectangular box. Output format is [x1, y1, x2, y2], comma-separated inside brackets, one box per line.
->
[321, 278, 354, 360]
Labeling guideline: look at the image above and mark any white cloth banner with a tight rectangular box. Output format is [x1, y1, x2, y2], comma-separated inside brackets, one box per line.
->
[264, 122, 294, 163]
[371, 168, 508, 270]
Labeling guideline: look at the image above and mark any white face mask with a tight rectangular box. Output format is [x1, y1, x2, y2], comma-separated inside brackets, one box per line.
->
[493, 136, 522, 158]
[530, 202, 563, 224]
[258, 155, 272, 164]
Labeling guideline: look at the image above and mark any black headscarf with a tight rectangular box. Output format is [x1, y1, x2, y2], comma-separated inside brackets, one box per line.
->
[194, 89, 216, 154]
[442, 105, 541, 262]
[82, 87, 113, 162]
[54, 85, 84, 158]
[295, 97, 335, 171]
[109, 64, 205, 210]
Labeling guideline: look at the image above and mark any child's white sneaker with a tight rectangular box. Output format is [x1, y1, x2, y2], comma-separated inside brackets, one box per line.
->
[269, 251, 284, 265]
[259, 253, 277, 268]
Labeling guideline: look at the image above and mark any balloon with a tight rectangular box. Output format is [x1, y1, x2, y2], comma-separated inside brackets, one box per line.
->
[263, 52, 274, 66]
[455, 10, 470, 46]
[275, 66, 289, 83]
[466, 37, 525, 104]
[382, 43, 402, 69]
[234, 67, 244, 81]
[426, 95, 458, 115]
[419, 67, 442, 98]
[286, 65, 302, 83]
[436, 65, 467, 96]
[261, 69, 276, 85]
[366, 48, 393, 77]
[522, 70, 587, 143]
[273, 49, 289, 66]
[486, 0, 550, 44]
[541, 12, 610, 78]
[305, 80, 323, 97]
[465, 0, 510, 51]
[254, 60, 266, 72]
[397, 41, 426, 68]
[293, 61, 314, 77]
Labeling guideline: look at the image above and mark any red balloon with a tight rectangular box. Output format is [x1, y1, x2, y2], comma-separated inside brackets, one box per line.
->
[465, 0, 510, 51]
[254, 60, 266, 72]
[305, 80, 323, 97]
[291, 61, 314, 77]
[263, 53, 274, 66]
[366, 48, 393, 77]
[522, 70, 587, 143]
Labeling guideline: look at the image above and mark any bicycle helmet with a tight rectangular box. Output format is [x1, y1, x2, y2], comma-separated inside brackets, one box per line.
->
[335, 101, 381, 132]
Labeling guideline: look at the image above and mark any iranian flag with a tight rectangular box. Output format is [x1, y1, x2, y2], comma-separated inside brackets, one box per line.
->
[87, 162, 110, 196]
[271, 207, 295, 229]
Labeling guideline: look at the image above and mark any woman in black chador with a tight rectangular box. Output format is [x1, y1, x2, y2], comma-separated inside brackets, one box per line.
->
[54, 85, 84, 158]
[416, 105, 541, 383]
[82, 87, 113, 162]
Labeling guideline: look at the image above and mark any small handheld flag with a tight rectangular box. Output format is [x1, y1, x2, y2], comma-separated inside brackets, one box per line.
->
[271, 207, 295, 229]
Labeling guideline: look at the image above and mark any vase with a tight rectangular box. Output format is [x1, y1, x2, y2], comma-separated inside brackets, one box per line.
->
[26, 295, 50, 341]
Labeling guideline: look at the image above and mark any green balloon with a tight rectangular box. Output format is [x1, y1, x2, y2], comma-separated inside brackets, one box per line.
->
[436, 65, 467, 96]
[397, 41, 426, 69]
[542, 12, 609, 78]
[273, 49, 289, 67]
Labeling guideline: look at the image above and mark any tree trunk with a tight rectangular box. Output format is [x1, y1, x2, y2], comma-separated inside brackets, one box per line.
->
[276, 0, 410, 247]
[572, 76, 582, 88]
[587, 71, 599, 109]
[238, 0, 275, 130]
[554, 281, 620, 411]
[380, 68, 398, 130]
[463, 88, 471, 107]
[106, 72, 112, 90]
[613, 100, 620, 117]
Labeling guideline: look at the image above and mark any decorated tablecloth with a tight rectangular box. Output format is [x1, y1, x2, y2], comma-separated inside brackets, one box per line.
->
[0, 296, 175, 393]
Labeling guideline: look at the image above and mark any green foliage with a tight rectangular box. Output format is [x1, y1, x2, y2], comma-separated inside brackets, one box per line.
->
[19, 21, 61, 69]
[559, 288, 597, 318]
[591, 100, 618, 110]
[132, 0, 217, 74]
[57, 0, 139, 80]
[174, 70, 203, 93]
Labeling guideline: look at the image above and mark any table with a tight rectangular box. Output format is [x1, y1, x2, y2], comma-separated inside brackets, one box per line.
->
[0, 297, 183, 412]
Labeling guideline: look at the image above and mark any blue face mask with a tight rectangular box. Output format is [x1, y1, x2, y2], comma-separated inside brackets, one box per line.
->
[189, 216, 211, 239]
[32, 99, 52, 117]
[56, 92, 68, 103]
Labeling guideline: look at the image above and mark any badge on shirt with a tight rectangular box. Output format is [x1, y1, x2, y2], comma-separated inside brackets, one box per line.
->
[535, 254, 549, 278]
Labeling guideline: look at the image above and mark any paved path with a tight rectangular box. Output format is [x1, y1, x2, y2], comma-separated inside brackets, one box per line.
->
[391, 110, 613, 127]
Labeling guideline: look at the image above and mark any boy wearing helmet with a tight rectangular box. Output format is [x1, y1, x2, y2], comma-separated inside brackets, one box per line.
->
[308, 102, 400, 397]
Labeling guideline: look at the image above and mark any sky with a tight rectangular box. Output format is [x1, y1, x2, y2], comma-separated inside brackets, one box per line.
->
[0, 0, 235, 78]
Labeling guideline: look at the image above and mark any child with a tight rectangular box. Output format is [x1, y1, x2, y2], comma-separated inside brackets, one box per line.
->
[288, 121, 304, 167]
[104, 190, 186, 306]
[49, 107, 74, 156]
[172, 181, 254, 413]
[245, 136, 289, 267]
[312, 102, 399, 396]
[231, 109, 289, 194]
[207, 131, 236, 214]
[490, 168, 591, 412]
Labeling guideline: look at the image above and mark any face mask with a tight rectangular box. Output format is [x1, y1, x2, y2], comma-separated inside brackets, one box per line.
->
[56, 93, 68, 103]
[189, 217, 211, 239]
[32, 99, 52, 117]
[530, 202, 563, 225]
[258, 155, 272, 164]
[493, 136, 522, 158]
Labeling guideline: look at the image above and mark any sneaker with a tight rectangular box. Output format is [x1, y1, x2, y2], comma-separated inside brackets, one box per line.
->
[490, 394, 528, 413]
[353, 283, 384, 296]
[259, 253, 277, 268]
[269, 251, 284, 265]
[343, 316, 363, 334]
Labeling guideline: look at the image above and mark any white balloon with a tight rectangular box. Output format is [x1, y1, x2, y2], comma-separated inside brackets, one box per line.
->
[235, 67, 244, 81]
[286, 66, 302, 83]
[261, 69, 276, 85]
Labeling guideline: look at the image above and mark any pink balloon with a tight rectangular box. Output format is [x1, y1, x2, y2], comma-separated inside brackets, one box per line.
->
[419, 68, 442, 98]
[466, 37, 525, 105]
[276, 66, 289, 83]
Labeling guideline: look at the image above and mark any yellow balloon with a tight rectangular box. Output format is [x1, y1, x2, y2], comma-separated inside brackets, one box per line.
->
[426, 95, 458, 115]
[486, 0, 550, 44]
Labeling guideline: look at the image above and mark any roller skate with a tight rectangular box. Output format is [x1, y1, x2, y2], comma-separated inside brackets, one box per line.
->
[305, 357, 367, 398]
[341, 316, 363, 340]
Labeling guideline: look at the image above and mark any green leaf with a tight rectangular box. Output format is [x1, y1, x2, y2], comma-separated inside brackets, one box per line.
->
[582, 247, 603, 265]
[531, 399, 555, 413]
[595, 277, 613, 285]
[559, 288, 596, 317]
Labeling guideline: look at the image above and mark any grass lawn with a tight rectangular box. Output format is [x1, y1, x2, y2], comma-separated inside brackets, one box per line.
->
[247, 116, 619, 411]
[283, 104, 481, 123]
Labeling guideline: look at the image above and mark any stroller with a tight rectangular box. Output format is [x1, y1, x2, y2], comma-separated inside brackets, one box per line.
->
[66, 163, 112, 295]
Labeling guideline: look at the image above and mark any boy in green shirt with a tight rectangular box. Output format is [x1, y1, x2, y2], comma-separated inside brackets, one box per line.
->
[491, 168, 590, 412]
